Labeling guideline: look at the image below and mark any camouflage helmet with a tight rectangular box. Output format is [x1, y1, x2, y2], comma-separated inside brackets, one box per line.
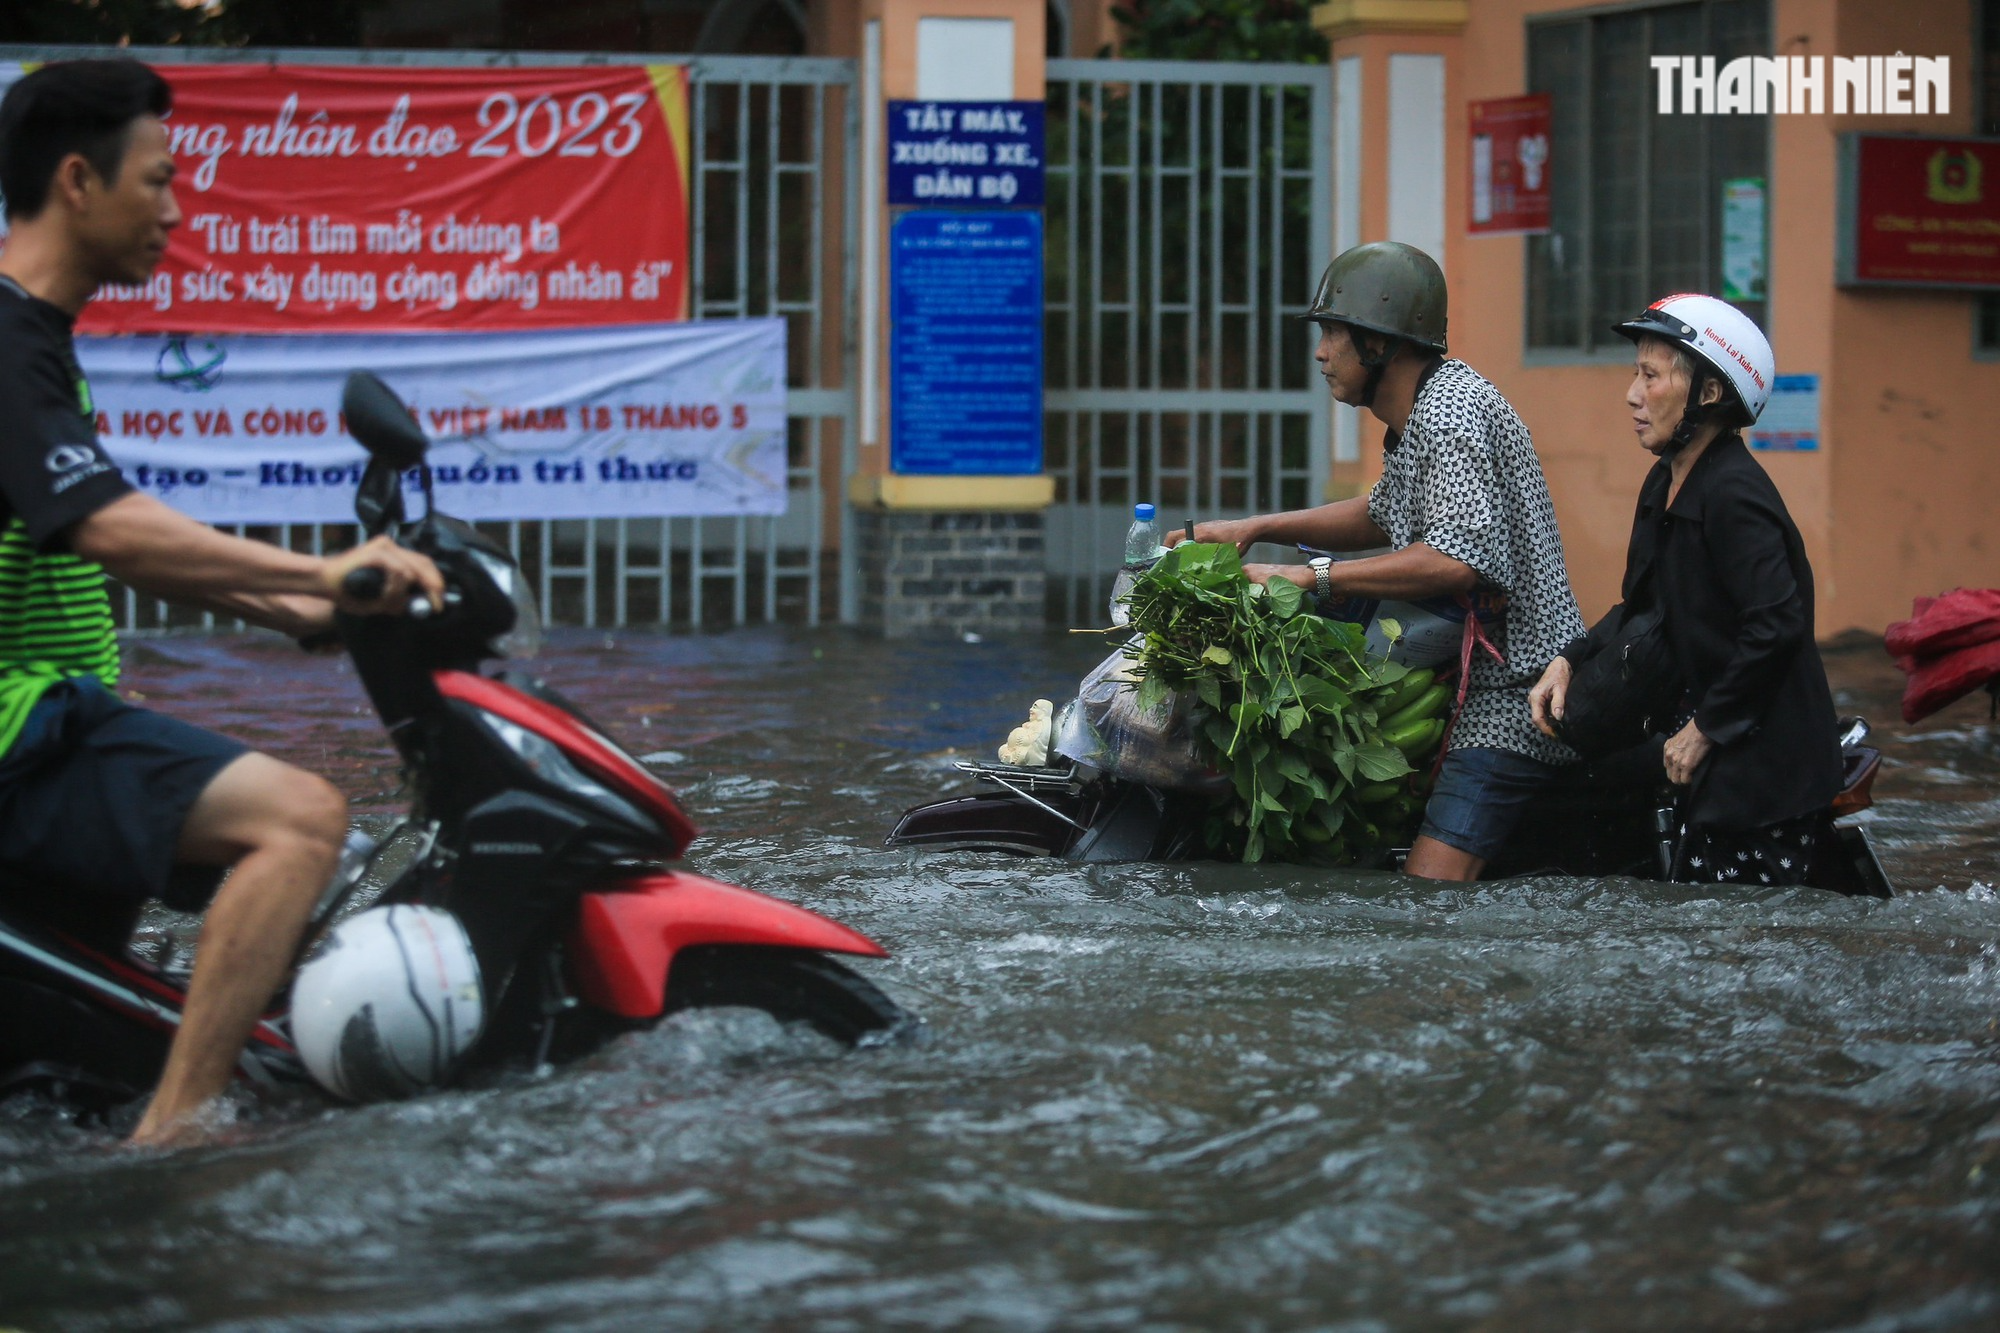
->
[1300, 241, 1448, 353]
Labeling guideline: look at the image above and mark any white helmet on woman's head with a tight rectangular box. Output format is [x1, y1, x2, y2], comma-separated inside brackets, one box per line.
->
[1614, 293, 1775, 424]
[290, 904, 485, 1102]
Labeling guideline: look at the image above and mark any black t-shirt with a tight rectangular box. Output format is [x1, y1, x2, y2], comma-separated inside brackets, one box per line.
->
[0, 276, 133, 754]
[0, 276, 133, 547]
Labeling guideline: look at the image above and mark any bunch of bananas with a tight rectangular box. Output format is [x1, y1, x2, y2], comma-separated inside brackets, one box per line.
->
[1373, 667, 1453, 761]
[1351, 667, 1452, 841]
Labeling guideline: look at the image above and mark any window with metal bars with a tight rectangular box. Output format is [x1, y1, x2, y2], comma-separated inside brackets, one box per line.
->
[1525, 0, 1770, 354]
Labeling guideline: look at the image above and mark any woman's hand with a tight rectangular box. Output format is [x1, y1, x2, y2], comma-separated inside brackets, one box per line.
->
[1167, 517, 1263, 555]
[1529, 656, 1572, 738]
[1663, 718, 1715, 786]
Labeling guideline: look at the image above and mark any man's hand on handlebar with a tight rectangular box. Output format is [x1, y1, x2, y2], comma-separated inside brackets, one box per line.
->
[322, 536, 446, 615]
[1165, 517, 1263, 554]
[1240, 563, 1314, 592]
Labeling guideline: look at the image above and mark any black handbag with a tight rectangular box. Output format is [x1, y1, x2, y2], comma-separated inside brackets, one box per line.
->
[1556, 602, 1685, 759]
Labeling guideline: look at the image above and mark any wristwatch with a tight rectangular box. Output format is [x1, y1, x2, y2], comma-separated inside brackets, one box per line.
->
[1307, 555, 1334, 614]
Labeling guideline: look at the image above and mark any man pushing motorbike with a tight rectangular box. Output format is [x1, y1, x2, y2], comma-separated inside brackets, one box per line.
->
[1170, 242, 1584, 881]
[0, 60, 443, 1146]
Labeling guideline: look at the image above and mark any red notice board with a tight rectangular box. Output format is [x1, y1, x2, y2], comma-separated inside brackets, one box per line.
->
[1839, 133, 2000, 289]
[1468, 94, 1550, 236]
[78, 63, 692, 334]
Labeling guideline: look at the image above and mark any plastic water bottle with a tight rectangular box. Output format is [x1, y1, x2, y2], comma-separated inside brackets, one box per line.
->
[1108, 502, 1163, 626]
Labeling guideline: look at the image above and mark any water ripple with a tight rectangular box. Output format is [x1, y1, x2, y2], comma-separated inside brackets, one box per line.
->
[1, 628, 1996, 1329]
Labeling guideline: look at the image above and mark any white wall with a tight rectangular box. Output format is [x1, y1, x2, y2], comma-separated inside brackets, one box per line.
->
[1332, 55, 1364, 466]
[916, 18, 1015, 100]
[1387, 53, 1446, 270]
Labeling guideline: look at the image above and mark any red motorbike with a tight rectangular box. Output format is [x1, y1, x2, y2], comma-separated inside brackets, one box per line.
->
[0, 372, 912, 1109]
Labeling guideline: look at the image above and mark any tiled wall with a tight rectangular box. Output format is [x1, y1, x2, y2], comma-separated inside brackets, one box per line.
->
[856, 510, 1047, 637]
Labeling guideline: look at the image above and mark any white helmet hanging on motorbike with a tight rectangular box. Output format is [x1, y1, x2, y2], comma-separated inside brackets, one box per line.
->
[290, 905, 485, 1101]
[1614, 293, 1775, 424]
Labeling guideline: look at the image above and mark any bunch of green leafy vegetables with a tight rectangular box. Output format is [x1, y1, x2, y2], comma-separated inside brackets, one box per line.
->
[1122, 542, 1448, 864]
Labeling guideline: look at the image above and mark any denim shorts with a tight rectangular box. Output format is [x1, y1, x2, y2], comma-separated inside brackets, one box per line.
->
[0, 677, 247, 910]
[1418, 745, 1568, 862]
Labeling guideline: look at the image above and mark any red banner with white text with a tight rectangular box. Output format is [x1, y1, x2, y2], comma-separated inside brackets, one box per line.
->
[78, 64, 690, 335]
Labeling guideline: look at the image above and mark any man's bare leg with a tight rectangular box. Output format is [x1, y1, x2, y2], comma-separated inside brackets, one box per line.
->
[127, 752, 346, 1148]
[1402, 834, 1484, 883]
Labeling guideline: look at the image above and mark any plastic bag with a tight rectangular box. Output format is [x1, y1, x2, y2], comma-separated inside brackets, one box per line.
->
[1052, 644, 1229, 793]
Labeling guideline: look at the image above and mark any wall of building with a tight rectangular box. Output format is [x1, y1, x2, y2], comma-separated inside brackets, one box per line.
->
[1823, 0, 2000, 631]
[1417, 0, 2000, 634]
[357, 0, 2000, 635]
[1444, 0, 1647, 623]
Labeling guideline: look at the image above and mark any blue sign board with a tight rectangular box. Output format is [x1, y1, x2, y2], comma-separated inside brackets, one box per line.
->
[890, 211, 1043, 476]
[887, 101, 1044, 206]
[1749, 374, 1820, 452]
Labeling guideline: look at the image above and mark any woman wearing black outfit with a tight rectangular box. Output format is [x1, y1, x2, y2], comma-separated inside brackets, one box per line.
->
[1529, 295, 1843, 885]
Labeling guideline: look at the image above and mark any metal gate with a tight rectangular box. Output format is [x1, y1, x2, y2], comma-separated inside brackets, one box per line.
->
[0, 45, 857, 633]
[1042, 58, 1331, 625]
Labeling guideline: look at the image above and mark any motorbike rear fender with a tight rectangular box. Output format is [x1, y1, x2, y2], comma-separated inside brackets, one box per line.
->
[567, 872, 887, 1020]
[1832, 746, 1882, 817]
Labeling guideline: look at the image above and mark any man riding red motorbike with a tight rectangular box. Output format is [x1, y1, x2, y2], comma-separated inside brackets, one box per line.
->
[0, 59, 442, 1146]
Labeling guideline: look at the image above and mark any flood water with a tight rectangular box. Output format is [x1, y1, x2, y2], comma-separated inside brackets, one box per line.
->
[3, 627, 1997, 1330]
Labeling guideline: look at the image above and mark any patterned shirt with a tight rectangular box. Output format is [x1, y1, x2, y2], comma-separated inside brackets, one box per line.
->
[1368, 358, 1584, 764]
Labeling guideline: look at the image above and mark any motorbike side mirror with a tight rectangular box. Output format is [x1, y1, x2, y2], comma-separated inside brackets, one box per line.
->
[353, 456, 405, 536]
[341, 371, 428, 469]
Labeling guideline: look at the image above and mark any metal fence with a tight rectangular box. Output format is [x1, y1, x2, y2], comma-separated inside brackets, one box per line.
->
[0, 45, 857, 633]
[1041, 58, 1331, 625]
[10, 47, 1335, 632]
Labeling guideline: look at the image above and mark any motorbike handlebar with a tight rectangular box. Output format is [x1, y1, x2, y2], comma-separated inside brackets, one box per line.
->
[340, 564, 441, 618]
[341, 567, 386, 601]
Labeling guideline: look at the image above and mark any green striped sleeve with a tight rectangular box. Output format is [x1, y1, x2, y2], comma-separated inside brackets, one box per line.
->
[0, 517, 120, 756]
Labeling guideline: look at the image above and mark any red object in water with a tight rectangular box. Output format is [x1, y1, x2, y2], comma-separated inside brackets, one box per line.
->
[1886, 589, 2000, 723]
[1885, 588, 2000, 657]
[567, 872, 887, 1019]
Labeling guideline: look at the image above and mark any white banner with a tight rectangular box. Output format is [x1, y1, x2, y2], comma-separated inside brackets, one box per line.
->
[76, 319, 788, 523]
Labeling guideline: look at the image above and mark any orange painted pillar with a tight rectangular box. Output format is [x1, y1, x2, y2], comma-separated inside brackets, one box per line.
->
[842, 0, 1056, 634]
